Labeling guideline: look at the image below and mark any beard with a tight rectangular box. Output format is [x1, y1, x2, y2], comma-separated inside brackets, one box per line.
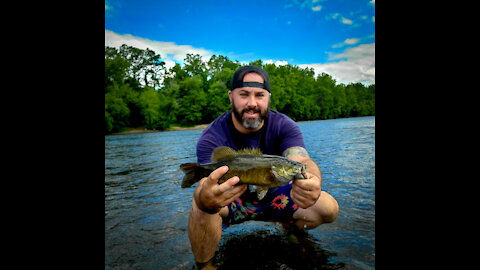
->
[231, 97, 269, 129]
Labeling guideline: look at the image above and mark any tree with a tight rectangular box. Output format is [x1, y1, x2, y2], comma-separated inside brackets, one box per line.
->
[177, 75, 207, 126]
[184, 54, 206, 77]
[117, 44, 165, 88]
[345, 84, 360, 117]
[105, 92, 130, 132]
[333, 84, 347, 118]
[105, 44, 375, 134]
[205, 80, 230, 122]
[137, 87, 161, 129]
[105, 55, 130, 90]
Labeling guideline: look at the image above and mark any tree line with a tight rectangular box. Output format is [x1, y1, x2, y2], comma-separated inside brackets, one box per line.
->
[105, 44, 375, 134]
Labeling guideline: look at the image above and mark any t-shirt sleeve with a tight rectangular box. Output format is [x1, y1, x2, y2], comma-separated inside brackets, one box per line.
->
[196, 132, 218, 163]
[278, 117, 305, 153]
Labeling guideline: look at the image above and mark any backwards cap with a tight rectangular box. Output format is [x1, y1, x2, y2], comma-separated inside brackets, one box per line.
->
[230, 65, 271, 92]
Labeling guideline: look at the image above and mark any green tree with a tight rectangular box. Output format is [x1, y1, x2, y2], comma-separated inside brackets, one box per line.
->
[105, 111, 114, 133]
[345, 84, 360, 117]
[105, 55, 130, 90]
[177, 75, 207, 126]
[184, 54, 206, 76]
[333, 84, 347, 118]
[105, 92, 130, 132]
[207, 55, 241, 89]
[105, 44, 375, 134]
[205, 80, 230, 122]
[117, 44, 165, 88]
[137, 87, 161, 129]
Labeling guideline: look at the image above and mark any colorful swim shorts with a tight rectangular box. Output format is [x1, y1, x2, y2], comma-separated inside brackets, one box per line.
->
[222, 182, 299, 230]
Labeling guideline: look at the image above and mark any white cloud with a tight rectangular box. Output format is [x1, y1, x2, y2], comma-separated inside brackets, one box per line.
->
[104, 30, 374, 86]
[341, 17, 353, 25]
[285, 0, 324, 12]
[326, 13, 340, 20]
[105, 29, 216, 87]
[326, 13, 356, 26]
[299, 43, 375, 85]
[264, 60, 289, 66]
[328, 43, 374, 61]
[344, 38, 360, 45]
[331, 37, 365, 48]
[104, 29, 213, 63]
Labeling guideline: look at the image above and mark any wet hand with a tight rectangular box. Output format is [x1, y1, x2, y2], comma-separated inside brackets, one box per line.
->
[290, 172, 321, 209]
[194, 166, 247, 214]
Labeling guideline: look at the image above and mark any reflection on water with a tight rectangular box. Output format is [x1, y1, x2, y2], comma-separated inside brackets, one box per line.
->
[105, 116, 375, 269]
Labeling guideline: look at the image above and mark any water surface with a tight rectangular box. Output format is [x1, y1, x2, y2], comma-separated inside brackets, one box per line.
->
[105, 116, 375, 269]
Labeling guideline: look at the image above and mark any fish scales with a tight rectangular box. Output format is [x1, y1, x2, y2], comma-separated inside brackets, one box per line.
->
[180, 147, 307, 196]
[216, 155, 287, 186]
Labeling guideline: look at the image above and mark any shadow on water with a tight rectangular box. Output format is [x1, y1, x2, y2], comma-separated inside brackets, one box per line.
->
[210, 223, 346, 270]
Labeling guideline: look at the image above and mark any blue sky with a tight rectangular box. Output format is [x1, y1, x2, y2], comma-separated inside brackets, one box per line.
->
[105, 0, 375, 85]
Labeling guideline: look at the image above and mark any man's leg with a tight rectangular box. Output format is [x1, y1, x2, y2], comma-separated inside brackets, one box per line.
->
[187, 197, 229, 263]
[292, 191, 339, 229]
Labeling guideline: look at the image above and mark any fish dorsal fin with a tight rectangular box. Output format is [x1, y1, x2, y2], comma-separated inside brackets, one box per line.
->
[211, 146, 237, 161]
[237, 148, 263, 156]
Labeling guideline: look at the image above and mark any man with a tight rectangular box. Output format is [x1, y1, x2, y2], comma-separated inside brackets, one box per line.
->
[188, 65, 339, 266]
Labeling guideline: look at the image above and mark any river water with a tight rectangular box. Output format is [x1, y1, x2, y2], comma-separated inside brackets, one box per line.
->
[105, 116, 375, 269]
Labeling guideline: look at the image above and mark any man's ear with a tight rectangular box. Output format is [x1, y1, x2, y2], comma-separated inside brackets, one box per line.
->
[228, 90, 232, 104]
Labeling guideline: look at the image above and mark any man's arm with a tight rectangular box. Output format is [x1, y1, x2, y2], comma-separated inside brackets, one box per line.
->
[283, 146, 322, 209]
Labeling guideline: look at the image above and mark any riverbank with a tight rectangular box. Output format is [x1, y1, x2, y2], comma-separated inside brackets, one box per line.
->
[108, 124, 209, 135]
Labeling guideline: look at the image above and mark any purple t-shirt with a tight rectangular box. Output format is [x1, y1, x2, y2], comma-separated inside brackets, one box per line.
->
[196, 110, 305, 163]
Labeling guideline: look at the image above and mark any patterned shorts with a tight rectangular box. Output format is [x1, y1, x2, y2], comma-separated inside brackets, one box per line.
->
[222, 182, 299, 230]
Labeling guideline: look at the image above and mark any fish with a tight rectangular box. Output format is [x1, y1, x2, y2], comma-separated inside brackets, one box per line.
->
[180, 146, 307, 200]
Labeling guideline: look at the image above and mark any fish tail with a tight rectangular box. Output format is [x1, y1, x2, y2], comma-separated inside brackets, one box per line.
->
[180, 163, 200, 188]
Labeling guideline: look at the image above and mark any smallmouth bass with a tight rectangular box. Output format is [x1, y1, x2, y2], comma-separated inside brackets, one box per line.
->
[180, 146, 306, 200]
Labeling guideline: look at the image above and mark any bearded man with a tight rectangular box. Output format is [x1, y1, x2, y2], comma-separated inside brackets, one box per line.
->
[187, 65, 339, 267]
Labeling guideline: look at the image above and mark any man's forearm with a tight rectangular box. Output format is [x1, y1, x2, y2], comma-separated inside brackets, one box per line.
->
[303, 158, 321, 180]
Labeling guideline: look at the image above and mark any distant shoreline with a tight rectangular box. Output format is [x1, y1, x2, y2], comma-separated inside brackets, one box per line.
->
[108, 124, 209, 136]
[107, 115, 374, 136]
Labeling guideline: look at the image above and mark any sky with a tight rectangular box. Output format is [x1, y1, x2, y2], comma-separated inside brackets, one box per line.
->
[105, 0, 375, 85]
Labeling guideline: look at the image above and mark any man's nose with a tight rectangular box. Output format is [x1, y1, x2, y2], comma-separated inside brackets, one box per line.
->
[247, 95, 257, 107]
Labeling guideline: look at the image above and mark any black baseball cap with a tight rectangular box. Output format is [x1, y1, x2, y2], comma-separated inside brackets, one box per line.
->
[230, 65, 271, 92]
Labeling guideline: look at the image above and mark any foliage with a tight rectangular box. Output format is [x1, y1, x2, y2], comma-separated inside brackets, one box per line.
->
[105, 45, 375, 134]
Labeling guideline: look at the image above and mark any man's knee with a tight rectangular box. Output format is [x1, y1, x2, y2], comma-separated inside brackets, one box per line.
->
[294, 191, 339, 228]
[317, 191, 339, 223]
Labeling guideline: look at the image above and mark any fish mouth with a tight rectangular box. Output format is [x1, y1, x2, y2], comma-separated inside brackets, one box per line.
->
[300, 164, 307, 179]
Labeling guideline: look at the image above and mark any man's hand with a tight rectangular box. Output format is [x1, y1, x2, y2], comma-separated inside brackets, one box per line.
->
[290, 172, 321, 209]
[194, 166, 247, 214]
[283, 146, 322, 209]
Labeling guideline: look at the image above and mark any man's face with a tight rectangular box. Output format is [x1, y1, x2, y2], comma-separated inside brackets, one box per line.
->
[229, 72, 270, 130]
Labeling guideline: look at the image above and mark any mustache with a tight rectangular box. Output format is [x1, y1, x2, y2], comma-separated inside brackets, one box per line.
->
[241, 107, 260, 115]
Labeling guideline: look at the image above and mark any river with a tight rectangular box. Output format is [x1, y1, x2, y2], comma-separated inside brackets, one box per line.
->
[105, 116, 375, 269]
